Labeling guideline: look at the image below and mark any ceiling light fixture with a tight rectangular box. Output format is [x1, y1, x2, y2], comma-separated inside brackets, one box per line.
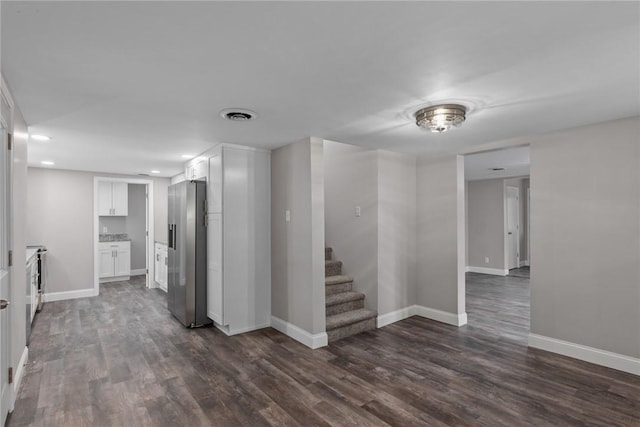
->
[31, 134, 51, 141]
[150, 170, 160, 174]
[41, 161, 55, 166]
[181, 154, 194, 159]
[415, 104, 466, 133]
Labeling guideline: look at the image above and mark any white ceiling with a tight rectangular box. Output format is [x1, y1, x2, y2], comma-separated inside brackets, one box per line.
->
[2, 2, 639, 177]
[464, 146, 529, 181]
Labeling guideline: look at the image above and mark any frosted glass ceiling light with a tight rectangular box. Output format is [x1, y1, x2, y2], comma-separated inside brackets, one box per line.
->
[415, 104, 466, 133]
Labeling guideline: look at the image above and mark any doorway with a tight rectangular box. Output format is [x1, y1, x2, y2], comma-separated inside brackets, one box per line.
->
[93, 177, 155, 295]
[463, 146, 532, 341]
[505, 186, 520, 270]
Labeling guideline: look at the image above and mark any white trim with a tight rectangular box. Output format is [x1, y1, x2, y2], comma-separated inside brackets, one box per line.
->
[519, 260, 529, 267]
[377, 306, 414, 328]
[0, 75, 15, 110]
[10, 347, 28, 410]
[413, 305, 468, 326]
[214, 322, 271, 336]
[467, 266, 509, 276]
[43, 288, 96, 302]
[99, 275, 131, 284]
[529, 334, 640, 376]
[130, 268, 146, 276]
[465, 266, 470, 272]
[377, 305, 468, 328]
[270, 316, 328, 349]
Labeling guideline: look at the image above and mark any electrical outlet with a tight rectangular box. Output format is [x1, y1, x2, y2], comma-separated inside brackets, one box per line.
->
[103, 226, 108, 233]
[485, 257, 489, 264]
[285, 210, 291, 222]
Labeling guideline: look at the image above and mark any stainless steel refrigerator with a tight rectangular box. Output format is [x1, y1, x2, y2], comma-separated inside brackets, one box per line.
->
[167, 180, 211, 328]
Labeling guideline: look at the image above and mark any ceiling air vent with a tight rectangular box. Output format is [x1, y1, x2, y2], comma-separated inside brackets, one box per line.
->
[220, 108, 258, 122]
[490, 167, 505, 171]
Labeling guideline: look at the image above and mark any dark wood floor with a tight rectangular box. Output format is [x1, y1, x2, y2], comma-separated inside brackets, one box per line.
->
[7, 274, 640, 426]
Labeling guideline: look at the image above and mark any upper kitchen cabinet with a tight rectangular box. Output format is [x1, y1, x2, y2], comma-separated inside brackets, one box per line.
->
[98, 181, 128, 216]
[185, 158, 208, 181]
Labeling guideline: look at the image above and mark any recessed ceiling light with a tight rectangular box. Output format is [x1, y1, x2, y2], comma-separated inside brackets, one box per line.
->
[150, 170, 160, 174]
[181, 154, 194, 159]
[31, 134, 51, 141]
[219, 108, 258, 122]
[41, 161, 55, 166]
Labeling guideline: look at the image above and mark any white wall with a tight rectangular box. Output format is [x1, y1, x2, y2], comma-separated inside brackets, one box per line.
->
[377, 150, 417, 316]
[26, 168, 170, 294]
[416, 155, 466, 318]
[271, 138, 326, 338]
[323, 140, 378, 310]
[530, 116, 640, 359]
[467, 179, 505, 270]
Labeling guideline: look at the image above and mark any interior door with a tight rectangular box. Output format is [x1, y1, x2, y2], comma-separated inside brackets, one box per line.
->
[0, 119, 12, 424]
[506, 186, 520, 270]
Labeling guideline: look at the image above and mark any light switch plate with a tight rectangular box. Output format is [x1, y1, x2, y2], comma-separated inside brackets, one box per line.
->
[355, 206, 361, 217]
[285, 210, 291, 222]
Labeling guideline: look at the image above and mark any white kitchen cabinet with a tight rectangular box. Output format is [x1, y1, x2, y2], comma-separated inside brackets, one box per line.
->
[201, 145, 271, 335]
[98, 181, 128, 216]
[27, 257, 37, 322]
[154, 242, 168, 291]
[98, 241, 131, 281]
[185, 159, 208, 181]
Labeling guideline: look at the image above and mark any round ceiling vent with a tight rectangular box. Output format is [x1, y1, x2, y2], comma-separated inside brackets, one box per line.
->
[219, 108, 258, 122]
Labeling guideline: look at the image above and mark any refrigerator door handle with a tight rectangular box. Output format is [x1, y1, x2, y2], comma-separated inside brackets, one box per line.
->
[173, 225, 177, 250]
[168, 224, 173, 249]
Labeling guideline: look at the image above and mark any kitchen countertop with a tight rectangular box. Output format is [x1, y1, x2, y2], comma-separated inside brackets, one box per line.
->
[99, 233, 131, 242]
[155, 241, 168, 246]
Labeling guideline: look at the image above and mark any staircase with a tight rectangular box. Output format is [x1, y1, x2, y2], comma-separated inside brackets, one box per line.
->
[325, 247, 377, 342]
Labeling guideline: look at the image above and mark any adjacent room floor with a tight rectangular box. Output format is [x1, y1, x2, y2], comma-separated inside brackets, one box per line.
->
[8, 273, 639, 426]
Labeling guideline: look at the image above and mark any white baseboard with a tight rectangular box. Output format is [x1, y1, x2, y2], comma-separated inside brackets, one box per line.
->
[377, 305, 467, 328]
[99, 275, 130, 284]
[519, 260, 529, 267]
[413, 305, 468, 326]
[377, 306, 414, 328]
[11, 346, 28, 410]
[214, 321, 271, 336]
[529, 334, 640, 376]
[44, 288, 97, 302]
[270, 316, 328, 349]
[465, 266, 470, 272]
[467, 266, 508, 276]
[130, 269, 146, 276]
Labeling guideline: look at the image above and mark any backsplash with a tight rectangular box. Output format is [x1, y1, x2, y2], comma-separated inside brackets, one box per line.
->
[99, 233, 130, 242]
[99, 216, 126, 234]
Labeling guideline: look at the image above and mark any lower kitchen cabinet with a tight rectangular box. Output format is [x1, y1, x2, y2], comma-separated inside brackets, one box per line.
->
[154, 242, 168, 291]
[99, 241, 131, 282]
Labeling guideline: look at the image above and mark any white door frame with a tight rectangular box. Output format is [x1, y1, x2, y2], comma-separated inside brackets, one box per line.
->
[504, 185, 520, 271]
[0, 75, 14, 422]
[93, 177, 155, 295]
